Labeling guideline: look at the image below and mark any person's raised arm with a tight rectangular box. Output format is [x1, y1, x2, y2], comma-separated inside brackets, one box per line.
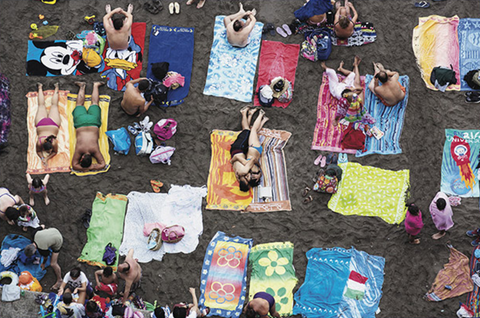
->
[387, 71, 400, 80]
[348, 3, 358, 23]
[91, 150, 106, 171]
[15, 195, 24, 205]
[26, 173, 33, 186]
[129, 78, 147, 85]
[71, 151, 85, 172]
[94, 270, 103, 287]
[57, 280, 67, 296]
[224, 7, 246, 28]
[243, 14, 257, 32]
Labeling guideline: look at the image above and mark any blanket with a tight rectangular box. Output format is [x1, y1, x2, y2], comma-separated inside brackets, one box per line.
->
[0, 72, 10, 148]
[0, 234, 51, 281]
[253, 41, 300, 108]
[412, 15, 460, 91]
[311, 73, 364, 154]
[146, 25, 195, 107]
[78, 193, 127, 270]
[203, 16, 263, 102]
[199, 231, 253, 318]
[327, 22, 377, 47]
[466, 246, 480, 314]
[101, 22, 146, 91]
[426, 246, 473, 301]
[66, 93, 111, 176]
[458, 18, 480, 91]
[26, 90, 71, 174]
[356, 75, 409, 157]
[441, 129, 480, 197]
[294, 0, 333, 21]
[119, 185, 207, 262]
[328, 162, 410, 224]
[248, 242, 297, 317]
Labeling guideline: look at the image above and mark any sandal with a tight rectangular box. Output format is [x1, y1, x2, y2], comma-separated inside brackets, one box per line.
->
[414, 1, 430, 8]
[314, 155, 322, 166]
[303, 195, 313, 204]
[168, 2, 175, 14]
[153, 0, 164, 10]
[282, 24, 292, 36]
[144, 3, 161, 14]
[302, 187, 311, 197]
[276, 26, 287, 37]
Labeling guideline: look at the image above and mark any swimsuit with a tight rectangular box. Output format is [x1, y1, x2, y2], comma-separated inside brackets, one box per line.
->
[72, 105, 102, 128]
[30, 185, 46, 194]
[253, 292, 275, 310]
[375, 82, 406, 107]
[230, 130, 251, 157]
[36, 117, 59, 127]
[250, 145, 263, 155]
[0, 188, 17, 214]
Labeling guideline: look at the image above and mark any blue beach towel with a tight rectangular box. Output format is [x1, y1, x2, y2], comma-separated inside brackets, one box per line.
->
[294, 0, 333, 22]
[203, 16, 263, 102]
[356, 75, 409, 157]
[458, 18, 480, 91]
[146, 25, 195, 107]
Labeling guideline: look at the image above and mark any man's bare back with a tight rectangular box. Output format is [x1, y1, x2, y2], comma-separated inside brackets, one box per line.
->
[369, 63, 406, 107]
[224, 4, 257, 48]
[121, 78, 152, 116]
[117, 249, 142, 304]
[103, 4, 133, 51]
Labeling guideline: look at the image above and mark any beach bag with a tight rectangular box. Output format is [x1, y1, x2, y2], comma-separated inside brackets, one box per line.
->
[154, 119, 177, 141]
[341, 123, 365, 150]
[135, 131, 154, 156]
[161, 225, 185, 243]
[147, 228, 162, 251]
[315, 30, 332, 61]
[106, 127, 131, 155]
[430, 65, 457, 90]
[149, 146, 175, 165]
[82, 48, 102, 67]
[301, 29, 331, 61]
[144, 80, 168, 106]
[313, 169, 338, 194]
[111, 304, 126, 316]
[125, 307, 144, 318]
[102, 243, 117, 266]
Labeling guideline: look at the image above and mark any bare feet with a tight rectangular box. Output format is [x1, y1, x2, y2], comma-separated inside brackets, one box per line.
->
[186, 0, 194, 5]
[29, 198, 34, 206]
[93, 81, 106, 87]
[51, 281, 62, 291]
[260, 116, 269, 128]
[37, 82, 43, 89]
[251, 8, 257, 16]
[353, 55, 361, 67]
[320, 61, 328, 71]
[41, 224, 45, 229]
[197, 0, 205, 8]
[75, 81, 86, 88]
[240, 106, 250, 114]
[259, 109, 266, 116]
[128, 3, 134, 13]
[248, 107, 258, 117]
[337, 61, 345, 72]
[432, 232, 446, 240]
[54, 82, 59, 90]
[45, 196, 50, 206]
[105, 4, 111, 13]
[409, 238, 420, 245]
[23, 227, 27, 232]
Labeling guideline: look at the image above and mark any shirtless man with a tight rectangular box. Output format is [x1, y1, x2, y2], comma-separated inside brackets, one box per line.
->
[71, 82, 106, 172]
[0, 188, 23, 221]
[224, 3, 257, 48]
[230, 107, 268, 192]
[334, 0, 358, 39]
[368, 63, 406, 107]
[243, 291, 280, 318]
[103, 4, 134, 51]
[121, 78, 154, 116]
[117, 248, 142, 304]
[94, 266, 118, 296]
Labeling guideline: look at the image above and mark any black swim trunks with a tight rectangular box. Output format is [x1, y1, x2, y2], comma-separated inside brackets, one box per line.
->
[230, 129, 250, 157]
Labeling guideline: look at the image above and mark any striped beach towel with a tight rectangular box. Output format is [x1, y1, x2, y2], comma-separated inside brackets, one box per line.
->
[328, 21, 377, 47]
[458, 18, 480, 91]
[466, 246, 480, 314]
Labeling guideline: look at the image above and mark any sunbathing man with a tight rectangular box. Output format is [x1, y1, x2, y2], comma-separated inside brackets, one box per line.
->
[230, 107, 268, 192]
[368, 63, 406, 107]
[35, 83, 60, 166]
[334, 0, 358, 39]
[103, 4, 134, 51]
[71, 82, 106, 172]
[121, 78, 154, 116]
[117, 248, 142, 304]
[224, 3, 257, 48]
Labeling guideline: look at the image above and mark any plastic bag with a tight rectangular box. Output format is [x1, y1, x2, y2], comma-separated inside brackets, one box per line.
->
[106, 127, 131, 155]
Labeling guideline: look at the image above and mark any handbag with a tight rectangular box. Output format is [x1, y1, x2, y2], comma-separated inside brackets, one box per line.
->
[313, 169, 338, 194]
[102, 243, 117, 266]
[161, 225, 185, 243]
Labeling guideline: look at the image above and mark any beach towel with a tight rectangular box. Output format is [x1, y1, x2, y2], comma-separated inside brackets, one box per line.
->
[26, 40, 104, 76]
[426, 245, 473, 301]
[199, 231, 253, 318]
[253, 41, 300, 108]
[26, 90, 71, 174]
[328, 162, 410, 224]
[327, 22, 377, 47]
[294, 0, 333, 22]
[146, 25, 194, 107]
[458, 18, 480, 91]
[78, 193, 127, 270]
[412, 15, 460, 91]
[248, 242, 297, 316]
[356, 75, 409, 157]
[0, 72, 10, 148]
[101, 22, 146, 91]
[66, 93, 111, 176]
[0, 234, 51, 281]
[119, 185, 207, 262]
[311, 73, 365, 154]
[466, 246, 480, 314]
[203, 16, 263, 102]
[441, 129, 480, 197]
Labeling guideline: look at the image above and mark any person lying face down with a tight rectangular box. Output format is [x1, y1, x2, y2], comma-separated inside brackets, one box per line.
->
[224, 3, 257, 48]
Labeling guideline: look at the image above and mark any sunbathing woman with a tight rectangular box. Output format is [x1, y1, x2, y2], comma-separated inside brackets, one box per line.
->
[35, 83, 60, 166]
[334, 0, 358, 39]
[0, 188, 24, 221]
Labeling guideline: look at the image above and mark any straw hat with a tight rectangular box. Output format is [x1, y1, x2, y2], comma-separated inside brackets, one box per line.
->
[270, 76, 290, 98]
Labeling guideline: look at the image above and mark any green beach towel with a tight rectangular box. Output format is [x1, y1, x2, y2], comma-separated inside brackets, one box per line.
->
[78, 192, 128, 269]
[328, 162, 410, 224]
[248, 242, 298, 316]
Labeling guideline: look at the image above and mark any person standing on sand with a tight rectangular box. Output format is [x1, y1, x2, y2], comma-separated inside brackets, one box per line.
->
[368, 62, 406, 107]
[224, 3, 257, 48]
[334, 0, 358, 39]
[429, 192, 454, 239]
[404, 203, 423, 244]
[121, 78, 154, 116]
[117, 248, 142, 304]
[103, 4, 134, 51]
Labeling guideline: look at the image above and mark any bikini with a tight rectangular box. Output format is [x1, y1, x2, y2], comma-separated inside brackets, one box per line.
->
[0, 188, 17, 215]
[250, 145, 263, 155]
[36, 117, 59, 128]
[253, 292, 275, 310]
[30, 185, 46, 194]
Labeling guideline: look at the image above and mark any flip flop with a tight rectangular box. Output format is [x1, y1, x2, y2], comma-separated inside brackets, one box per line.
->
[144, 3, 161, 14]
[414, 1, 430, 8]
[282, 24, 292, 36]
[197, 0, 205, 9]
[175, 2, 180, 14]
[168, 2, 174, 14]
[314, 154, 322, 166]
[320, 156, 327, 167]
[338, 153, 348, 163]
[303, 195, 313, 204]
[150, 180, 164, 193]
[153, 0, 164, 10]
[302, 187, 311, 197]
[276, 26, 287, 38]
[325, 152, 334, 165]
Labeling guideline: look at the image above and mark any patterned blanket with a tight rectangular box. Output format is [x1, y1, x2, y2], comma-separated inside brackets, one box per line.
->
[466, 246, 480, 314]
[327, 21, 377, 47]
[0, 72, 10, 148]
[458, 18, 480, 91]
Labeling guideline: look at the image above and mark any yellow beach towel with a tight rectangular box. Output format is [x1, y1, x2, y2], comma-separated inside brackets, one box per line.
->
[67, 94, 111, 176]
[26, 90, 71, 174]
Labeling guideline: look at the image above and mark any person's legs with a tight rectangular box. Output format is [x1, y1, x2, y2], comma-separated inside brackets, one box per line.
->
[35, 83, 48, 126]
[432, 230, 446, 240]
[43, 189, 50, 206]
[248, 110, 265, 148]
[91, 82, 104, 106]
[48, 83, 61, 126]
[337, 61, 353, 76]
[50, 252, 62, 289]
[77, 290, 86, 305]
[321, 62, 345, 99]
[75, 82, 86, 107]
[29, 190, 35, 206]
[257, 115, 269, 133]
[240, 106, 250, 130]
[352, 56, 363, 100]
[344, 0, 351, 16]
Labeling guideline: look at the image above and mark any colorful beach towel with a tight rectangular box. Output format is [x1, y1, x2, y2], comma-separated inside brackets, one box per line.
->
[458, 18, 480, 91]
[328, 162, 410, 224]
[66, 93, 111, 176]
[119, 185, 207, 262]
[199, 231, 253, 318]
[0, 72, 11, 148]
[426, 245, 473, 301]
[248, 242, 297, 316]
[253, 41, 300, 108]
[356, 75, 409, 157]
[311, 73, 365, 154]
[327, 22, 377, 47]
[203, 16, 263, 102]
[412, 15, 460, 91]
[465, 246, 480, 314]
[78, 193, 127, 270]
[441, 129, 480, 197]
[101, 22, 146, 91]
[146, 25, 194, 107]
[26, 90, 71, 174]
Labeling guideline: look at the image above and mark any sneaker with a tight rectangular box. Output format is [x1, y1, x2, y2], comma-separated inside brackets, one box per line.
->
[466, 96, 480, 103]
[472, 240, 480, 247]
[467, 230, 478, 237]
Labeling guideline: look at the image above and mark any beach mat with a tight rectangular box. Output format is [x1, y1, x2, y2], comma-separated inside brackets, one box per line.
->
[26, 90, 71, 174]
[248, 242, 297, 317]
[356, 75, 409, 157]
[0, 72, 10, 147]
[328, 162, 410, 224]
[199, 231, 253, 318]
[253, 41, 300, 108]
[466, 245, 480, 314]
[119, 186, 207, 263]
[311, 73, 364, 154]
[101, 22, 146, 91]
[146, 25, 194, 107]
[458, 18, 480, 91]
[78, 192, 127, 270]
[441, 129, 480, 197]
[203, 16, 263, 102]
[66, 93, 111, 176]
[412, 15, 460, 91]
[327, 21, 377, 46]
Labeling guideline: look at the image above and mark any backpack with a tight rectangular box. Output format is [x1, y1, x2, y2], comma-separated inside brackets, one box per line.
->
[313, 169, 339, 194]
[102, 243, 117, 266]
[301, 29, 331, 61]
[135, 131, 154, 156]
[341, 123, 366, 150]
[430, 65, 457, 91]
[161, 225, 185, 243]
[153, 119, 177, 141]
[149, 146, 175, 165]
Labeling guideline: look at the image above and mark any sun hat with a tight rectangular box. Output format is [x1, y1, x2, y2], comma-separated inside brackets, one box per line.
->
[270, 76, 289, 98]
[258, 85, 273, 107]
